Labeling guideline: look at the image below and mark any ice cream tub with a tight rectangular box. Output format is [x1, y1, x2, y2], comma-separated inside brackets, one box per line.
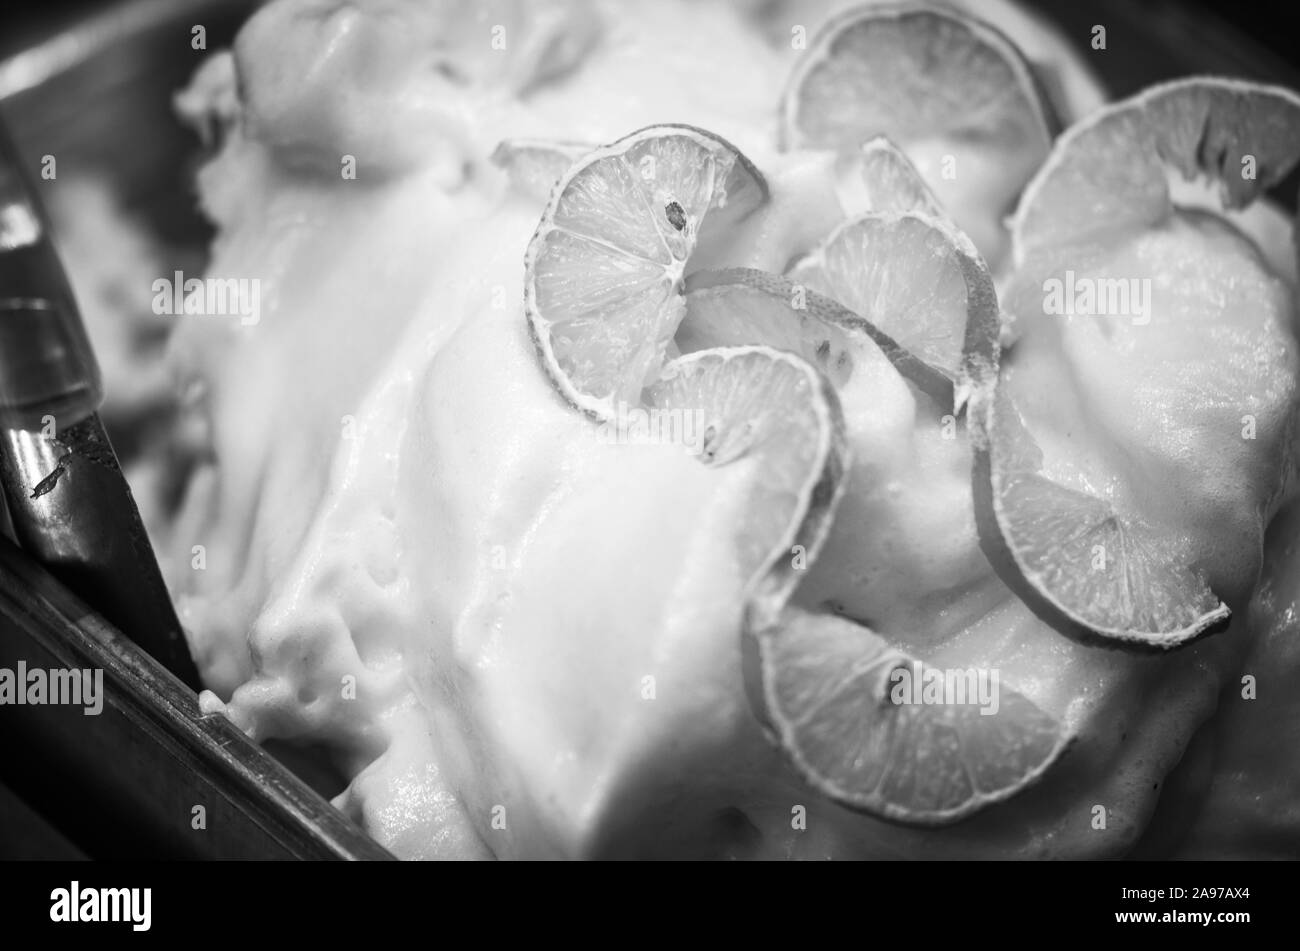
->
[0, 0, 393, 860]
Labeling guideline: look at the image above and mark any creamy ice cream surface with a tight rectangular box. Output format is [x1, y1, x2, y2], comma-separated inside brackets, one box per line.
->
[154, 0, 1298, 858]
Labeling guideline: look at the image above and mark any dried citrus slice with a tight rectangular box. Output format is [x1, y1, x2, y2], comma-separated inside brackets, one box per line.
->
[751, 0, 1105, 122]
[786, 210, 996, 401]
[780, 2, 1054, 150]
[491, 137, 591, 202]
[644, 345, 849, 615]
[680, 267, 953, 405]
[525, 124, 768, 419]
[748, 605, 1071, 826]
[971, 386, 1231, 650]
[974, 78, 1300, 649]
[1010, 77, 1300, 265]
[680, 235, 1002, 637]
[674, 257, 1065, 822]
[779, 2, 1055, 260]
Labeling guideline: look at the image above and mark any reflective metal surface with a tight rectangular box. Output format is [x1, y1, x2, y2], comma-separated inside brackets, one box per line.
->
[0, 533, 393, 859]
[0, 126, 100, 428]
[0, 0, 394, 860]
[0, 419, 202, 686]
[0, 116, 201, 686]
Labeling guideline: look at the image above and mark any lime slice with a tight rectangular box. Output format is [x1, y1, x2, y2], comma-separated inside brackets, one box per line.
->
[525, 124, 768, 419]
[749, 605, 1071, 825]
[971, 386, 1231, 649]
[657, 199, 1066, 824]
[781, 2, 1055, 149]
[780, 3, 1054, 149]
[751, 0, 1105, 123]
[1011, 77, 1300, 265]
[852, 135, 944, 216]
[786, 210, 997, 400]
[491, 138, 591, 202]
[674, 260, 1065, 823]
[644, 346, 849, 617]
[680, 267, 954, 405]
[974, 79, 1300, 649]
[779, 1, 1055, 260]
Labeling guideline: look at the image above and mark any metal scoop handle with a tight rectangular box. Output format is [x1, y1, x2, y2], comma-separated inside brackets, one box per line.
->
[0, 115, 200, 689]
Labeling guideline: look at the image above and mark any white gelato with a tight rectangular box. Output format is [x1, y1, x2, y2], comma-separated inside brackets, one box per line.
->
[155, 0, 1298, 859]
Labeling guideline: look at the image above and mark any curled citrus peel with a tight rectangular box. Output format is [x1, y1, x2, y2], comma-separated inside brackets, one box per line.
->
[525, 124, 768, 419]
[973, 78, 1300, 650]
[680, 266, 954, 406]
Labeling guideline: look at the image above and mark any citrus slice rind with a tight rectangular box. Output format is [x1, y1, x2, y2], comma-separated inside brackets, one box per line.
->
[643, 345, 849, 619]
[491, 137, 592, 202]
[525, 124, 769, 420]
[1011, 77, 1300, 265]
[680, 266, 954, 406]
[970, 385, 1232, 651]
[785, 211, 999, 410]
[747, 605, 1072, 826]
[779, 2, 1056, 155]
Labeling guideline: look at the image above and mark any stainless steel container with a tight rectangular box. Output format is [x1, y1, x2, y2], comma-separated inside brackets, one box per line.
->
[0, 0, 393, 861]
